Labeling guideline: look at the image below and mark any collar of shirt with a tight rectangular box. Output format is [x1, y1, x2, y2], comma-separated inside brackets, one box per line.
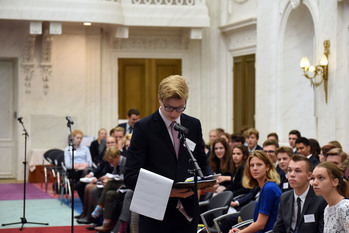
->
[307, 154, 313, 159]
[118, 156, 124, 166]
[293, 184, 310, 206]
[158, 108, 180, 142]
[158, 108, 180, 128]
[248, 145, 257, 153]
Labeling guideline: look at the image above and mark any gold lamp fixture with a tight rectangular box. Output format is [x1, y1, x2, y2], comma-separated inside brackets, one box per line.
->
[300, 40, 330, 102]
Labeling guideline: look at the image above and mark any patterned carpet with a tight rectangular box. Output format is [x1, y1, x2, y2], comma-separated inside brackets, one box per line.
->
[0, 182, 87, 232]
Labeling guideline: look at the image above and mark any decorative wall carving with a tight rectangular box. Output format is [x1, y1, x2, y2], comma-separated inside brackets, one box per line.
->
[290, 0, 301, 9]
[112, 33, 189, 50]
[40, 29, 52, 94]
[21, 34, 36, 94]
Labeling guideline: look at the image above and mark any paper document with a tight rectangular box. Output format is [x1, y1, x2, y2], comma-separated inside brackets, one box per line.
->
[130, 168, 174, 221]
[79, 177, 95, 183]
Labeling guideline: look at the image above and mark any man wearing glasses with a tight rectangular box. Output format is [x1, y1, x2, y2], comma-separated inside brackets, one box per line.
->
[124, 75, 216, 233]
[263, 139, 286, 180]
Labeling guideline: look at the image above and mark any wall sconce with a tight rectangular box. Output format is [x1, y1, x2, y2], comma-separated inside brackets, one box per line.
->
[300, 40, 330, 102]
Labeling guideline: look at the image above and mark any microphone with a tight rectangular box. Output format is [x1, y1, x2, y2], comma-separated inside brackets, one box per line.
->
[173, 123, 189, 135]
[66, 116, 74, 125]
[17, 117, 23, 124]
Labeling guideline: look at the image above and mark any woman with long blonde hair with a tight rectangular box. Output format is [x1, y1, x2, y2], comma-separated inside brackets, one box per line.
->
[230, 150, 281, 233]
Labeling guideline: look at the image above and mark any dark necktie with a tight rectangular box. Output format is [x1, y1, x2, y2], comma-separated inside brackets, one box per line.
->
[170, 122, 179, 158]
[129, 126, 133, 134]
[294, 197, 302, 233]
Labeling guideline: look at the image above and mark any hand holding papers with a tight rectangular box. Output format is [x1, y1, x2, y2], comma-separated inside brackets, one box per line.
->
[130, 169, 174, 221]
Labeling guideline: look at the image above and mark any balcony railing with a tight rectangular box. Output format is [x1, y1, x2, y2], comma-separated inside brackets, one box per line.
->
[0, 0, 209, 28]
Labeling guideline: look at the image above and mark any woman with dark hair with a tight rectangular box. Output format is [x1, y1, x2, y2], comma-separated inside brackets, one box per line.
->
[222, 144, 250, 197]
[209, 138, 232, 191]
[319, 144, 336, 163]
[309, 138, 321, 160]
[229, 150, 281, 233]
[313, 162, 349, 233]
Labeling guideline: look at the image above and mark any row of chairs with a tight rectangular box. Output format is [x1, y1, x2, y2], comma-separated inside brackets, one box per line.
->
[197, 191, 257, 233]
[41, 149, 72, 205]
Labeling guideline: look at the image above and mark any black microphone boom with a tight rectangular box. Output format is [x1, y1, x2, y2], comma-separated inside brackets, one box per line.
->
[173, 123, 189, 135]
[66, 116, 74, 124]
[17, 117, 23, 124]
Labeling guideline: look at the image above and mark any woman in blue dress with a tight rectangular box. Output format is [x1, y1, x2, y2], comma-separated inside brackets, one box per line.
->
[230, 150, 281, 233]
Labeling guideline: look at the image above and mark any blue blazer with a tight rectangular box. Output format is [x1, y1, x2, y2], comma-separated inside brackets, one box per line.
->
[124, 110, 213, 218]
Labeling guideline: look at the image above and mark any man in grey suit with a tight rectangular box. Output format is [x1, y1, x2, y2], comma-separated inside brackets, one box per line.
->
[273, 154, 327, 233]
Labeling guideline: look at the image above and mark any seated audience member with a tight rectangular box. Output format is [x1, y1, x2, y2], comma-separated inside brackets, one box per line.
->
[328, 140, 342, 149]
[295, 137, 319, 169]
[276, 146, 293, 192]
[76, 136, 118, 224]
[216, 128, 225, 136]
[223, 144, 250, 196]
[229, 133, 245, 151]
[117, 108, 140, 135]
[90, 146, 127, 232]
[209, 138, 232, 191]
[220, 132, 230, 144]
[319, 144, 336, 163]
[113, 126, 126, 152]
[262, 139, 284, 179]
[288, 130, 301, 153]
[273, 155, 327, 233]
[89, 128, 107, 166]
[341, 157, 349, 181]
[267, 132, 279, 143]
[309, 138, 321, 161]
[244, 128, 263, 154]
[64, 129, 92, 179]
[312, 162, 349, 233]
[229, 150, 282, 233]
[326, 148, 348, 169]
[206, 129, 219, 155]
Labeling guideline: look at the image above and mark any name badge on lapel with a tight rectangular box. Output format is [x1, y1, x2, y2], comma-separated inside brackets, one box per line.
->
[304, 214, 315, 223]
[184, 138, 196, 152]
[283, 182, 289, 189]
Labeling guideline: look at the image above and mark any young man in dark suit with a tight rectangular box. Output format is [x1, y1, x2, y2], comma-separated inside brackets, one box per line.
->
[273, 154, 327, 233]
[295, 137, 319, 169]
[118, 108, 140, 134]
[124, 75, 216, 233]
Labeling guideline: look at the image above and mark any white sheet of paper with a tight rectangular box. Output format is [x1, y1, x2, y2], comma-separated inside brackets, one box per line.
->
[130, 168, 174, 221]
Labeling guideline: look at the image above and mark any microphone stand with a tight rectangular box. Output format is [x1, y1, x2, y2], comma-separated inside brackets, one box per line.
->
[2, 118, 48, 230]
[177, 131, 204, 227]
[66, 118, 75, 233]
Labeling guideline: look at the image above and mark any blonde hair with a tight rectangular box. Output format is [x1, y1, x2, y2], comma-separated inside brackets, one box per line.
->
[123, 134, 132, 144]
[158, 75, 189, 102]
[103, 146, 121, 161]
[242, 150, 280, 189]
[72, 129, 83, 138]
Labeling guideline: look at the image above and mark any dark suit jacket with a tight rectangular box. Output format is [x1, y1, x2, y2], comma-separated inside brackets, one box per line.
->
[272, 186, 327, 233]
[118, 122, 127, 131]
[124, 110, 212, 218]
[225, 164, 249, 197]
[236, 186, 260, 209]
[309, 155, 320, 169]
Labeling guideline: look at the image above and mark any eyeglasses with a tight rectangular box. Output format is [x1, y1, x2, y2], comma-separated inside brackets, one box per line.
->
[162, 100, 186, 113]
[264, 150, 275, 154]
